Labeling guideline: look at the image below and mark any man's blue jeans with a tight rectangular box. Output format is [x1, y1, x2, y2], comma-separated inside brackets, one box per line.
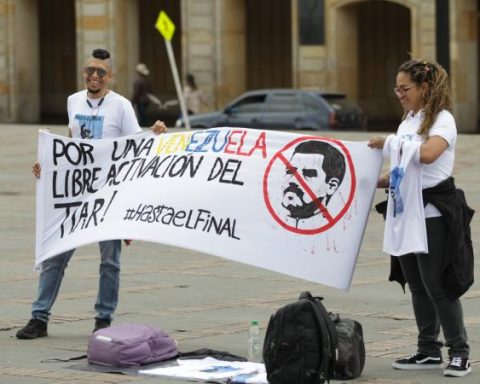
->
[31, 240, 121, 323]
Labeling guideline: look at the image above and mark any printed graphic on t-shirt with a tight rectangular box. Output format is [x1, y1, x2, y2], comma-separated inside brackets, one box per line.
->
[389, 166, 405, 217]
[402, 133, 416, 141]
[75, 114, 105, 139]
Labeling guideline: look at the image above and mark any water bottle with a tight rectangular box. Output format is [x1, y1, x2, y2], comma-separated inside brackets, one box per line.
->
[248, 320, 261, 362]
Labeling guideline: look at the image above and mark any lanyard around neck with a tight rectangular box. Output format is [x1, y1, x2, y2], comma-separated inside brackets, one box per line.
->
[86, 96, 105, 109]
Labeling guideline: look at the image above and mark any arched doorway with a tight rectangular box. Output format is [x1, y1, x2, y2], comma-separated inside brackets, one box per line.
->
[39, 0, 77, 123]
[335, 0, 411, 131]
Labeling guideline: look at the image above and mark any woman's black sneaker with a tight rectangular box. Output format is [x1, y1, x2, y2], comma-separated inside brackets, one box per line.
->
[392, 353, 443, 370]
[444, 357, 471, 377]
[16, 318, 48, 339]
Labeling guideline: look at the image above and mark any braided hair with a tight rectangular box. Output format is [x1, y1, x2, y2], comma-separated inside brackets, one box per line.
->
[398, 59, 452, 139]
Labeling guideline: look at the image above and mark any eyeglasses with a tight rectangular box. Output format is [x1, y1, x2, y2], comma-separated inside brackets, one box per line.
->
[83, 66, 108, 78]
[393, 84, 414, 96]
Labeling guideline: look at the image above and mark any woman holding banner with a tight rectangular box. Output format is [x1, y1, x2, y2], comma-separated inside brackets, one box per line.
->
[368, 59, 473, 378]
[16, 48, 167, 340]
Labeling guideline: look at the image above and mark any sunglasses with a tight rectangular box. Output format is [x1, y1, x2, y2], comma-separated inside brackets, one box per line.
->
[393, 84, 414, 97]
[84, 66, 108, 78]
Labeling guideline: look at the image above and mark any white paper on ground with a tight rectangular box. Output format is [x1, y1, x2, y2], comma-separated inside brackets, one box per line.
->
[138, 357, 267, 383]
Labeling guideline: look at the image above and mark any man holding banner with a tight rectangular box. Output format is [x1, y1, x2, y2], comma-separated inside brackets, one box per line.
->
[16, 48, 167, 339]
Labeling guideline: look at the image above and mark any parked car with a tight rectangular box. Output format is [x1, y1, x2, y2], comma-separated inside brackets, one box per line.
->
[175, 89, 366, 130]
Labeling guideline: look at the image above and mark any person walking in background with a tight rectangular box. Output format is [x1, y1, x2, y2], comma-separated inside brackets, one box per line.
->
[131, 63, 152, 126]
[368, 59, 473, 377]
[184, 73, 207, 115]
[16, 48, 167, 340]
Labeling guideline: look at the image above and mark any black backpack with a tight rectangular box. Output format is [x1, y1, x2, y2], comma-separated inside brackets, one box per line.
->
[263, 291, 337, 384]
[329, 313, 365, 380]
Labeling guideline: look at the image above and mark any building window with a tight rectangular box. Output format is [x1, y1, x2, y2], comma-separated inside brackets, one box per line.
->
[298, 0, 324, 45]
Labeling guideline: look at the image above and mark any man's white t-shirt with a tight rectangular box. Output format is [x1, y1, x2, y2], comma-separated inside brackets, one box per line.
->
[68, 90, 142, 139]
[395, 109, 457, 217]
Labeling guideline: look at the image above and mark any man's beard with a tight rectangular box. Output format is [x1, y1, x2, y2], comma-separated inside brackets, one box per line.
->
[282, 183, 324, 220]
[87, 87, 101, 94]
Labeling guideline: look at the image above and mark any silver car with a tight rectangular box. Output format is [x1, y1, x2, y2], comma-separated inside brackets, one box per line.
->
[175, 88, 366, 130]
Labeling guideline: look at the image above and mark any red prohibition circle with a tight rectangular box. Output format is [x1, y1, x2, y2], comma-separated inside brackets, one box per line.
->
[263, 136, 356, 235]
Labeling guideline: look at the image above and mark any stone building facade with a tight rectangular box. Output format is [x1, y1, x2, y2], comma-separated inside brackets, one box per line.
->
[0, 0, 478, 132]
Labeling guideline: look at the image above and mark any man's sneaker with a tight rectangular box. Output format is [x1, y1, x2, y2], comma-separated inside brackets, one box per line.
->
[93, 318, 111, 333]
[444, 357, 471, 377]
[16, 318, 48, 339]
[392, 353, 443, 370]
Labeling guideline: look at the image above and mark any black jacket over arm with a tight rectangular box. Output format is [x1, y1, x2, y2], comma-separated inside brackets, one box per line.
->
[376, 177, 475, 298]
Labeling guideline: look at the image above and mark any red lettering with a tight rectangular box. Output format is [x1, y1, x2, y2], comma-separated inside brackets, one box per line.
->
[248, 131, 267, 158]
[224, 130, 243, 154]
[236, 130, 249, 156]
[224, 130, 267, 158]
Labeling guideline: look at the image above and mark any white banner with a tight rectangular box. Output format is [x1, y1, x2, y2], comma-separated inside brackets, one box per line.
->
[35, 128, 382, 290]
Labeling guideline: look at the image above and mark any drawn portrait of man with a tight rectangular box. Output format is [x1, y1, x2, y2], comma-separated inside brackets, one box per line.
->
[281, 140, 346, 228]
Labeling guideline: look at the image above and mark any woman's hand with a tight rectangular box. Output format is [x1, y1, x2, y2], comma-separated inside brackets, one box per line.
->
[368, 136, 387, 149]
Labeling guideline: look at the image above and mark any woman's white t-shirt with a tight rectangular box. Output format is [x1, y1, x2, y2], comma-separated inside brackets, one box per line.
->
[68, 90, 142, 139]
[396, 109, 457, 217]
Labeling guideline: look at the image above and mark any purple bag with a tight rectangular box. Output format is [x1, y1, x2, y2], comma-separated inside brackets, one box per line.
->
[87, 323, 178, 367]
